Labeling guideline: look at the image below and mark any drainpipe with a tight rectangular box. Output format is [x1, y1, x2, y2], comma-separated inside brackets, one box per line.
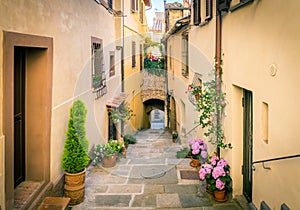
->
[215, 7, 222, 157]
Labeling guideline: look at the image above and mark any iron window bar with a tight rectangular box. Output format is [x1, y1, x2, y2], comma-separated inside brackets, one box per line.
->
[252, 154, 300, 171]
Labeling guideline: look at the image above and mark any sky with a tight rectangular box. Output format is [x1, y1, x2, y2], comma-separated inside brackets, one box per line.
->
[146, 0, 182, 27]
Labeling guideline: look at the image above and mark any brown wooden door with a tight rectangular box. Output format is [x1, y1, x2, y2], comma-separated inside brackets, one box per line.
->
[14, 47, 26, 187]
[242, 89, 253, 202]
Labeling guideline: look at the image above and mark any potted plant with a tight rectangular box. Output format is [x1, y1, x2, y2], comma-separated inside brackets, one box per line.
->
[93, 140, 125, 167]
[199, 155, 232, 202]
[62, 100, 90, 205]
[172, 131, 178, 143]
[188, 138, 208, 168]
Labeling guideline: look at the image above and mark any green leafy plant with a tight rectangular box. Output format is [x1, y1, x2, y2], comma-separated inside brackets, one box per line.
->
[199, 156, 232, 193]
[176, 147, 190, 158]
[92, 74, 102, 88]
[189, 57, 232, 154]
[172, 131, 178, 139]
[109, 102, 132, 123]
[72, 100, 89, 154]
[123, 134, 137, 147]
[92, 140, 125, 165]
[62, 100, 90, 174]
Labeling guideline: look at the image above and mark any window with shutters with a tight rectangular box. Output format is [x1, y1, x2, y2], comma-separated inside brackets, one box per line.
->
[109, 51, 115, 77]
[205, 0, 212, 21]
[193, 0, 201, 25]
[108, 0, 113, 11]
[181, 32, 189, 78]
[139, 0, 144, 23]
[132, 41, 136, 68]
[139, 44, 143, 71]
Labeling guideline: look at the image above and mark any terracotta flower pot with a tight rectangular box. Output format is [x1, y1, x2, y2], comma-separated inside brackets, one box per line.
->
[64, 168, 86, 205]
[214, 190, 228, 202]
[102, 155, 117, 167]
[190, 157, 201, 168]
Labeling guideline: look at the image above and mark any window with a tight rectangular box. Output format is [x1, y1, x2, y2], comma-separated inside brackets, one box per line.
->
[131, 0, 138, 12]
[108, 0, 113, 11]
[193, 0, 201, 25]
[91, 38, 103, 81]
[262, 102, 269, 144]
[139, 44, 143, 71]
[132, 41, 136, 68]
[109, 51, 115, 77]
[181, 32, 189, 77]
[91, 37, 107, 98]
[139, 0, 144, 23]
[205, 0, 212, 21]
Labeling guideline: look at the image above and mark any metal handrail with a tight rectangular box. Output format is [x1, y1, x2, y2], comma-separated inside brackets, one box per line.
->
[183, 123, 201, 137]
[252, 154, 300, 170]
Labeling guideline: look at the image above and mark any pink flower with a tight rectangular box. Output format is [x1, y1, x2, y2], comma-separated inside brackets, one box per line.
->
[203, 163, 213, 174]
[199, 168, 206, 180]
[212, 166, 226, 179]
[211, 156, 219, 166]
[216, 178, 225, 190]
[200, 150, 208, 159]
[217, 159, 228, 167]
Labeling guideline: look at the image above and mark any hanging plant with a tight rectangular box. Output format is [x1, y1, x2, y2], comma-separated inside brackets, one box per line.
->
[109, 102, 132, 123]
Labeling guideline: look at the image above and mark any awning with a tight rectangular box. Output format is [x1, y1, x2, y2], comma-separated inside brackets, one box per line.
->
[106, 92, 129, 108]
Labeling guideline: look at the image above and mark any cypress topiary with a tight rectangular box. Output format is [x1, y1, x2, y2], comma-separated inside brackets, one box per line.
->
[62, 101, 89, 174]
[72, 100, 89, 154]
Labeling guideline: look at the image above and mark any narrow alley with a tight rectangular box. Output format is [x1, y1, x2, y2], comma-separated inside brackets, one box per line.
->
[72, 129, 248, 210]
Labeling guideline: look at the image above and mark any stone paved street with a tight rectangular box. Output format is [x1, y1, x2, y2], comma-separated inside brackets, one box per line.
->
[72, 129, 250, 210]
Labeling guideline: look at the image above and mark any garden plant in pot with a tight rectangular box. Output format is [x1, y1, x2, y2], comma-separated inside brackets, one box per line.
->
[188, 138, 208, 168]
[172, 131, 178, 143]
[62, 100, 90, 205]
[199, 155, 232, 202]
[93, 140, 125, 167]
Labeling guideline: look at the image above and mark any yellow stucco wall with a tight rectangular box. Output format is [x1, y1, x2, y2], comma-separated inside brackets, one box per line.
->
[123, 0, 148, 133]
[222, 0, 300, 208]
[0, 0, 121, 208]
[167, 0, 300, 208]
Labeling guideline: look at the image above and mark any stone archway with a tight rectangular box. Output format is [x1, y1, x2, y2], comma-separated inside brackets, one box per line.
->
[143, 99, 165, 129]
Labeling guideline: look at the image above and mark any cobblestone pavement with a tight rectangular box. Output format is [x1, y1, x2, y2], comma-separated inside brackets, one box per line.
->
[72, 129, 250, 210]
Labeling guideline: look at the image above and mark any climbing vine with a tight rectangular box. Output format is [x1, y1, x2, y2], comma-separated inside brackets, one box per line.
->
[189, 56, 232, 153]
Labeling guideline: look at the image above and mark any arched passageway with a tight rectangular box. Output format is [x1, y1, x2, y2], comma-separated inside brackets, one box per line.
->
[143, 99, 165, 129]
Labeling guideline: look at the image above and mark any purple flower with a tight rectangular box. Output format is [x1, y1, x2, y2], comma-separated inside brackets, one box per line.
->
[216, 178, 225, 190]
[212, 166, 226, 179]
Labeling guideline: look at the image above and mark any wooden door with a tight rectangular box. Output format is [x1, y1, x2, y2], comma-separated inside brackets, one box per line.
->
[242, 89, 253, 202]
[14, 47, 26, 187]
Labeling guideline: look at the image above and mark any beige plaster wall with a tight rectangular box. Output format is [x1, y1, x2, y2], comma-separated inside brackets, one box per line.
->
[222, 0, 300, 208]
[0, 0, 120, 207]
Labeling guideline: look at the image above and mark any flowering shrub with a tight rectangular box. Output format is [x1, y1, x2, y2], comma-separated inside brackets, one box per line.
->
[199, 156, 232, 192]
[144, 54, 165, 76]
[92, 140, 125, 165]
[188, 138, 208, 163]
